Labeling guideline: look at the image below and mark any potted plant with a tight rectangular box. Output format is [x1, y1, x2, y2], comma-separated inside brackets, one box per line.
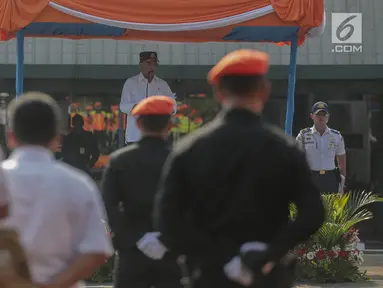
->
[291, 191, 383, 283]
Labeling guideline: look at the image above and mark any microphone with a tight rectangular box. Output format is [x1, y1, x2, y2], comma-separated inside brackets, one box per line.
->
[148, 71, 154, 82]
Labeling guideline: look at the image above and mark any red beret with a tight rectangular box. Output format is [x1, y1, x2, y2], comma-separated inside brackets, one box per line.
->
[132, 96, 175, 116]
[208, 49, 269, 85]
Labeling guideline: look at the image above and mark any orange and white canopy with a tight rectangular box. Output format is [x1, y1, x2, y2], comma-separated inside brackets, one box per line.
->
[0, 0, 324, 43]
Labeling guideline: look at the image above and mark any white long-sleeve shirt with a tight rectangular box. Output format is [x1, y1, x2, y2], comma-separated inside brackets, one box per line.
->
[2, 146, 113, 286]
[120, 73, 175, 143]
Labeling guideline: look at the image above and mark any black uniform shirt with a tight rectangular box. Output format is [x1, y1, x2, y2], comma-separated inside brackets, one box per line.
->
[62, 130, 100, 173]
[154, 108, 325, 267]
[102, 136, 171, 250]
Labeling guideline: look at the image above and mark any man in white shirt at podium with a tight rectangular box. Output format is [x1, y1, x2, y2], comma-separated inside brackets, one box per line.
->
[120, 52, 175, 145]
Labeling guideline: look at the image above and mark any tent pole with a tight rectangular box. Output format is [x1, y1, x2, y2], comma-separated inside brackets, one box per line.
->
[284, 35, 298, 136]
[16, 30, 25, 98]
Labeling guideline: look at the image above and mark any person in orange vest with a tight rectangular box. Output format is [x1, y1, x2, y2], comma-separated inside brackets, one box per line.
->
[169, 103, 188, 141]
[92, 102, 107, 131]
[92, 101, 107, 149]
[83, 104, 94, 132]
[70, 102, 82, 128]
[174, 104, 202, 136]
[106, 105, 120, 151]
[123, 111, 127, 131]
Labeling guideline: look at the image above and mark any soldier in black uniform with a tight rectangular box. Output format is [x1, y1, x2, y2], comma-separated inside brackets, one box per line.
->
[146, 50, 325, 288]
[102, 96, 181, 288]
[62, 114, 100, 175]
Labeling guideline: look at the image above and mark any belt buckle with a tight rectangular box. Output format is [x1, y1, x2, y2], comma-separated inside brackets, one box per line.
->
[319, 170, 326, 175]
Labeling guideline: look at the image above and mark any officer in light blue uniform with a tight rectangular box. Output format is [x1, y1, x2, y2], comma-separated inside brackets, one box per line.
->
[296, 102, 346, 194]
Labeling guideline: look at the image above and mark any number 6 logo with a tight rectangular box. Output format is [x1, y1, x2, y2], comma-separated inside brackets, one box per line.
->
[332, 13, 362, 44]
[336, 15, 357, 42]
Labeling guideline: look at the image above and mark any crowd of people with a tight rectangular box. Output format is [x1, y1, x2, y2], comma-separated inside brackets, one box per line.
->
[0, 49, 328, 288]
[69, 102, 124, 153]
[67, 100, 206, 153]
[63, 99, 207, 174]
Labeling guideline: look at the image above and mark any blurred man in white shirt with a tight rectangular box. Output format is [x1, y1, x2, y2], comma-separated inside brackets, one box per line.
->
[3, 92, 113, 287]
[120, 51, 175, 145]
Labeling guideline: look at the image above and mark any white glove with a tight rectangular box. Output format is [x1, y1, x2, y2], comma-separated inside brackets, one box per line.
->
[136, 232, 167, 260]
[338, 174, 346, 194]
[224, 256, 253, 286]
[224, 242, 268, 286]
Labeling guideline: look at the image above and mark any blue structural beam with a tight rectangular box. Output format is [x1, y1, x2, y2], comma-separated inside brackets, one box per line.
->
[16, 30, 25, 98]
[24, 23, 125, 37]
[284, 35, 298, 136]
[223, 26, 300, 42]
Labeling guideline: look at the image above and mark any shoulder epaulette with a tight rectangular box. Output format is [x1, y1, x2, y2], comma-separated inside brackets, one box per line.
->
[300, 127, 312, 135]
[330, 128, 340, 135]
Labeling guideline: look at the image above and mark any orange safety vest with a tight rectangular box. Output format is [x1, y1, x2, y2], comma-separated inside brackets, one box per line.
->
[106, 113, 113, 132]
[83, 112, 93, 132]
[114, 110, 121, 130]
[123, 113, 127, 130]
[91, 111, 106, 131]
[107, 111, 119, 132]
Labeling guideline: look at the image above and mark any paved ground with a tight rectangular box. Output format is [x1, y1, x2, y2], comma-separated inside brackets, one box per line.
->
[86, 254, 383, 288]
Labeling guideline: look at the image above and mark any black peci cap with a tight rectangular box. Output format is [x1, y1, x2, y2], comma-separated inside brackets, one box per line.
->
[139, 51, 159, 63]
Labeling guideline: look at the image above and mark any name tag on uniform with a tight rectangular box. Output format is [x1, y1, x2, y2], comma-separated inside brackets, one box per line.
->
[304, 141, 315, 149]
[80, 147, 85, 154]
